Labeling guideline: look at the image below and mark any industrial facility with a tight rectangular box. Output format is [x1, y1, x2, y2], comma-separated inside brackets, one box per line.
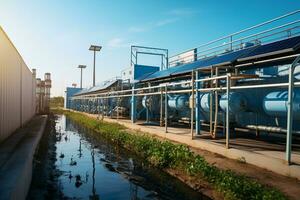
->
[2, 2, 300, 199]
[66, 11, 300, 165]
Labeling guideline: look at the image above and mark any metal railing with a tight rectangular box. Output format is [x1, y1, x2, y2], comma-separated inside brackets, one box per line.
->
[168, 10, 300, 67]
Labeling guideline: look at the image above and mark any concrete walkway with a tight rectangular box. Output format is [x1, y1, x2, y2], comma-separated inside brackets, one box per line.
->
[0, 115, 47, 200]
[83, 113, 300, 180]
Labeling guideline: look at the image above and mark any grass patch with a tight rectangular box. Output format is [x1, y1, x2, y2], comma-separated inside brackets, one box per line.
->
[53, 108, 286, 200]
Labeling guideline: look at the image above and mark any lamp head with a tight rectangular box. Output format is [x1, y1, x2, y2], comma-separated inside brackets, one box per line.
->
[78, 65, 87, 69]
[89, 45, 102, 51]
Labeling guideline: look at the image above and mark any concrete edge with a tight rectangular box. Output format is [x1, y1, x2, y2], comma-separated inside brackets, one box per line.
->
[0, 115, 48, 200]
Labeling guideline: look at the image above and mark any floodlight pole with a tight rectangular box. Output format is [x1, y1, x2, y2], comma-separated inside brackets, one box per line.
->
[93, 50, 96, 86]
[78, 65, 87, 89]
[81, 67, 83, 88]
[89, 45, 102, 87]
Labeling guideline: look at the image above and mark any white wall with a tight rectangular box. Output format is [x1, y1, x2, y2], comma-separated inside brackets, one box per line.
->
[0, 27, 36, 142]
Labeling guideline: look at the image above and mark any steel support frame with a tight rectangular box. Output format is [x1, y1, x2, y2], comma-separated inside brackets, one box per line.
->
[131, 45, 169, 70]
[226, 73, 231, 149]
[286, 55, 300, 164]
[101, 99, 104, 120]
[209, 67, 213, 136]
[213, 67, 219, 138]
[160, 89, 163, 126]
[131, 84, 136, 123]
[97, 99, 100, 119]
[117, 97, 119, 120]
[191, 71, 195, 139]
[165, 85, 168, 133]
[195, 70, 201, 135]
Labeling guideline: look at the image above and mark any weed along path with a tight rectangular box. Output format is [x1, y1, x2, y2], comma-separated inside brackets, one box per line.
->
[28, 114, 210, 200]
[49, 109, 298, 200]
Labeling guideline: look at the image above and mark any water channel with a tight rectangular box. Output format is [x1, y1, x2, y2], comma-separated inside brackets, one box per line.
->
[30, 115, 210, 200]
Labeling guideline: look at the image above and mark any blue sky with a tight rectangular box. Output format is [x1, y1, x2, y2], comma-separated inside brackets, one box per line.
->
[0, 0, 299, 96]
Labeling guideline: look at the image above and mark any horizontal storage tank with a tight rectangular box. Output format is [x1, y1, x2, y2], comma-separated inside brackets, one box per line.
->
[168, 95, 189, 111]
[142, 95, 160, 113]
[189, 93, 209, 111]
[220, 92, 248, 113]
[263, 90, 300, 119]
[200, 93, 213, 113]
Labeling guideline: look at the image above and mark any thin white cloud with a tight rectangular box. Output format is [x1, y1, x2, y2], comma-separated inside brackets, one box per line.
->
[128, 26, 148, 33]
[155, 18, 178, 27]
[166, 8, 197, 16]
[107, 37, 143, 49]
[107, 37, 128, 48]
[128, 17, 179, 33]
[128, 8, 196, 33]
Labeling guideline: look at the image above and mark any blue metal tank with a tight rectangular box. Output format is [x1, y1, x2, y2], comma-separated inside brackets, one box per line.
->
[188, 93, 219, 112]
[220, 92, 248, 113]
[263, 89, 300, 119]
[200, 93, 212, 112]
[142, 95, 160, 113]
[168, 95, 189, 111]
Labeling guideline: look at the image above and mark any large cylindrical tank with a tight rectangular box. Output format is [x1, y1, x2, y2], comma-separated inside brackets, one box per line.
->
[110, 97, 117, 107]
[120, 97, 131, 108]
[142, 95, 160, 113]
[188, 93, 218, 112]
[200, 93, 212, 113]
[263, 90, 300, 119]
[168, 95, 189, 111]
[220, 92, 248, 113]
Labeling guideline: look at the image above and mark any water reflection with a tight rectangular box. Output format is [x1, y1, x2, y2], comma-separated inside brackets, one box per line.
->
[54, 115, 209, 200]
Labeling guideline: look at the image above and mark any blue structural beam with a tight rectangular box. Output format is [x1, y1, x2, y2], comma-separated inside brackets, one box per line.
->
[195, 71, 201, 135]
[131, 84, 136, 123]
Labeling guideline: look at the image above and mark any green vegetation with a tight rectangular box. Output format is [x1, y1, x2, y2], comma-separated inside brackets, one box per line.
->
[52, 108, 286, 200]
[50, 96, 64, 108]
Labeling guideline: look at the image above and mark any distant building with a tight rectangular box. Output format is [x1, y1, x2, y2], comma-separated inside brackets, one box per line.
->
[33, 69, 51, 113]
[65, 87, 82, 109]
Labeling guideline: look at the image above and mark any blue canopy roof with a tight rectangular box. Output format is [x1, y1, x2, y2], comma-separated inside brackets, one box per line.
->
[74, 79, 118, 96]
[172, 45, 257, 76]
[141, 65, 183, 81]
[238, 35, 300, 62]
[142, 45, 258, 81]
[141, 35, 300, 82]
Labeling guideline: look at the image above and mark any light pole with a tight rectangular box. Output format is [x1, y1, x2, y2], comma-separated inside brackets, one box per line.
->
[78, 65, 86, 89]
[89, 45, 102, 87]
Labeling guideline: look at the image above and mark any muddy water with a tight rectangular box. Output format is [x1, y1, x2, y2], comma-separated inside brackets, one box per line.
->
[52, 115, 209, 199]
